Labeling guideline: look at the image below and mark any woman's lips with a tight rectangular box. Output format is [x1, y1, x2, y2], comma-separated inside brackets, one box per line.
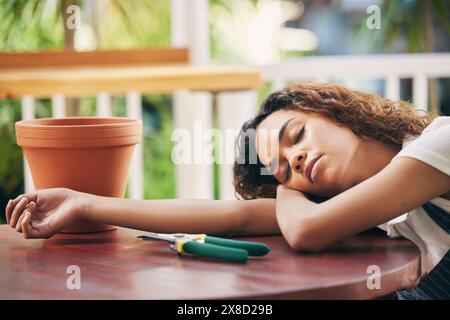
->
[311, 155, 322, 183]
[304, 155, 322, 184]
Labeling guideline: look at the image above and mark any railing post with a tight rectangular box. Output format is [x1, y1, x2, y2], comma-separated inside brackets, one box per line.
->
[413, 73, 429, 111]
[272, 79, 287, 91]
[51, 94, 66, 118]
[316, 76, 329, 84]
[126, 91, 144, 199]
[173, 90, 214, 199]
[343, 78, 358, 90]
[96, 92, 113, 117]
[385, 75, 400, 101]
[217, 90, 257, 200]
[171, 0, 213, 199]
[21, 95, 35, 193]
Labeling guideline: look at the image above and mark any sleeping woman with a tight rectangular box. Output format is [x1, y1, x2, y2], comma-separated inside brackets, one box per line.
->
[5, 82, 450, 299]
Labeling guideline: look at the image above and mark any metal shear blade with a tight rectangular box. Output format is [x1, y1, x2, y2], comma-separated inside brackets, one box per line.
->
[137, 232, 178, 244]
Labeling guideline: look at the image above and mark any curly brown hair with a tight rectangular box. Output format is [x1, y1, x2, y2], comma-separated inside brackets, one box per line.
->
[233, 82, 432, 200]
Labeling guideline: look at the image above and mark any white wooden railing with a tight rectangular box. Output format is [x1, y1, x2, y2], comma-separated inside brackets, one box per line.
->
[260, 53, 450, 112]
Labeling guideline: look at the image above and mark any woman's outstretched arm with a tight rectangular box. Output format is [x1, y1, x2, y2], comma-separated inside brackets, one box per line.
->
[84, 195, 278, 236]
[5, 188, 278, 239]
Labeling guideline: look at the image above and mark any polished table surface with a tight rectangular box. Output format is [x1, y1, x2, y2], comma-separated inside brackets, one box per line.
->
[0, 225, 420, 299]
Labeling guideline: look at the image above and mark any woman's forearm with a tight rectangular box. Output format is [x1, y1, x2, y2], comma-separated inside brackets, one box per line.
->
[276, 186, 321, 251]
[81, 194, 278, 236]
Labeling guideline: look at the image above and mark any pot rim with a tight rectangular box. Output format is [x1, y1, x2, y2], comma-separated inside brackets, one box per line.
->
[16, 117, 142, 148]
[15, 117, 140, 129]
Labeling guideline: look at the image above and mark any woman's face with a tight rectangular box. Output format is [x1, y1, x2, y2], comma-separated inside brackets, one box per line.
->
[255, 109, 365, 197]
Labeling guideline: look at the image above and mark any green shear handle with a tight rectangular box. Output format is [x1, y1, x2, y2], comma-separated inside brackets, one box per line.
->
[183, 241, 248, 263]
[182, 237, 270, 263]
[204, 236, 270, 256]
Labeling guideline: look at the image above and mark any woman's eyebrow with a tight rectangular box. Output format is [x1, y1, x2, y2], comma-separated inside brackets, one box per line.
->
[262, 117, 295, 173]
[278, 117, 295, 145]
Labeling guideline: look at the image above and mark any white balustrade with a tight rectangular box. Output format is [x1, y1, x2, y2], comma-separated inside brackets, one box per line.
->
[126, 91, 144, 200]
[217, 91, 257, 200]
[20, 95, 36, 193]
[385, 75, 400, 101]
[96, 92, 112, 117]
[171, 0, 213, 199]
[413, 73, 429, 112]
[173, 90, 214, 199]
[51, 94, 66, 118]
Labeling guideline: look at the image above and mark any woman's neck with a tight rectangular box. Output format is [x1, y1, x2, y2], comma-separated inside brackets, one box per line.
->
[354, 139, 401, 183]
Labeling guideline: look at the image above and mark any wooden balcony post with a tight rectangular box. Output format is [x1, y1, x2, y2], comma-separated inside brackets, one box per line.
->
[173, 90, 213, 199]
[217, 91, 257, 200]
[51, 94, 66, 118]
[385, 74, 400, 101]
[171, 0, 213, 199]
[413, 73, 429, 112]
[20, 95, 36, 193]
[126, 91, 144, 200]
[96, 91, 112, 117]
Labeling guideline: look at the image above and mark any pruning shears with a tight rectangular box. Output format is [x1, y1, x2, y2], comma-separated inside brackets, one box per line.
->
[137, 232, 270, 263]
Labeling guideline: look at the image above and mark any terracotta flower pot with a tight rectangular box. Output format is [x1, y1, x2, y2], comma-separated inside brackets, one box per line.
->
[15, 117, 142, 233]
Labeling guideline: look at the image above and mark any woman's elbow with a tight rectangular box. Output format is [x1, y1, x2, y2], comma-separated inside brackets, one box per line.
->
[286, 220, 326, 253]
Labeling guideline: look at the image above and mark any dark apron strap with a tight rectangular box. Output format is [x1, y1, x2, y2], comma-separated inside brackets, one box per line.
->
[396, 202, 450, 299]
[422, 202, 450, 234]
[396, 251, 450, 300]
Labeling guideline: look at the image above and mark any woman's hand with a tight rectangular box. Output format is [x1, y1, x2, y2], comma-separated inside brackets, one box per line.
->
[276, 184, 322, 251]
[5, 188, 88, 239]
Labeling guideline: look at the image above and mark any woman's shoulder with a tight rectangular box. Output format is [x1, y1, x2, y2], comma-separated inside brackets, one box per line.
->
[393, 116, 450, 177]
[423, 116, 450, 133]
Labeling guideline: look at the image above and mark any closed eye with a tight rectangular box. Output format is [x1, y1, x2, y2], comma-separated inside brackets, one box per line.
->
[283, 126, 305, 182]
[293, 126, 305, 145]
[283, 163, 291, 183]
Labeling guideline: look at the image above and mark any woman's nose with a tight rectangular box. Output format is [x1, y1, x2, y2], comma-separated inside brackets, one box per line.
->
[290, 151, 306, 172]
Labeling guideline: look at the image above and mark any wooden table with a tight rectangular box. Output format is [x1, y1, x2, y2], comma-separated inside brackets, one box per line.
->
[0, 225, 420, 299]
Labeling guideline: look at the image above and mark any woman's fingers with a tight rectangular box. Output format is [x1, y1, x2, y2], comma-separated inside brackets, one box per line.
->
[15, 213, 25, 233]
[9, 197, 29, 228]
[12, 194, 25, 204]
[7, 195, 26, 224]
[6, 197, 19, 224]
[25, 201, 36, 212]
[22, 211, 33, 239]
[5, 200, 13, 224]
[7, 191, 39, 225]
[13, 191, 38, 204]
[23, 210, 42, 239]
[15, 202, 36, 233]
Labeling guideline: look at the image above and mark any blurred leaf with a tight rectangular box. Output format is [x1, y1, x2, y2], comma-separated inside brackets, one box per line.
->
[430, 0, 450, 34]
[408, 1, 423, 52]
[110, 0, 138, 39]
[356, 0, 449, 53]
[210, 0, 234, 12]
